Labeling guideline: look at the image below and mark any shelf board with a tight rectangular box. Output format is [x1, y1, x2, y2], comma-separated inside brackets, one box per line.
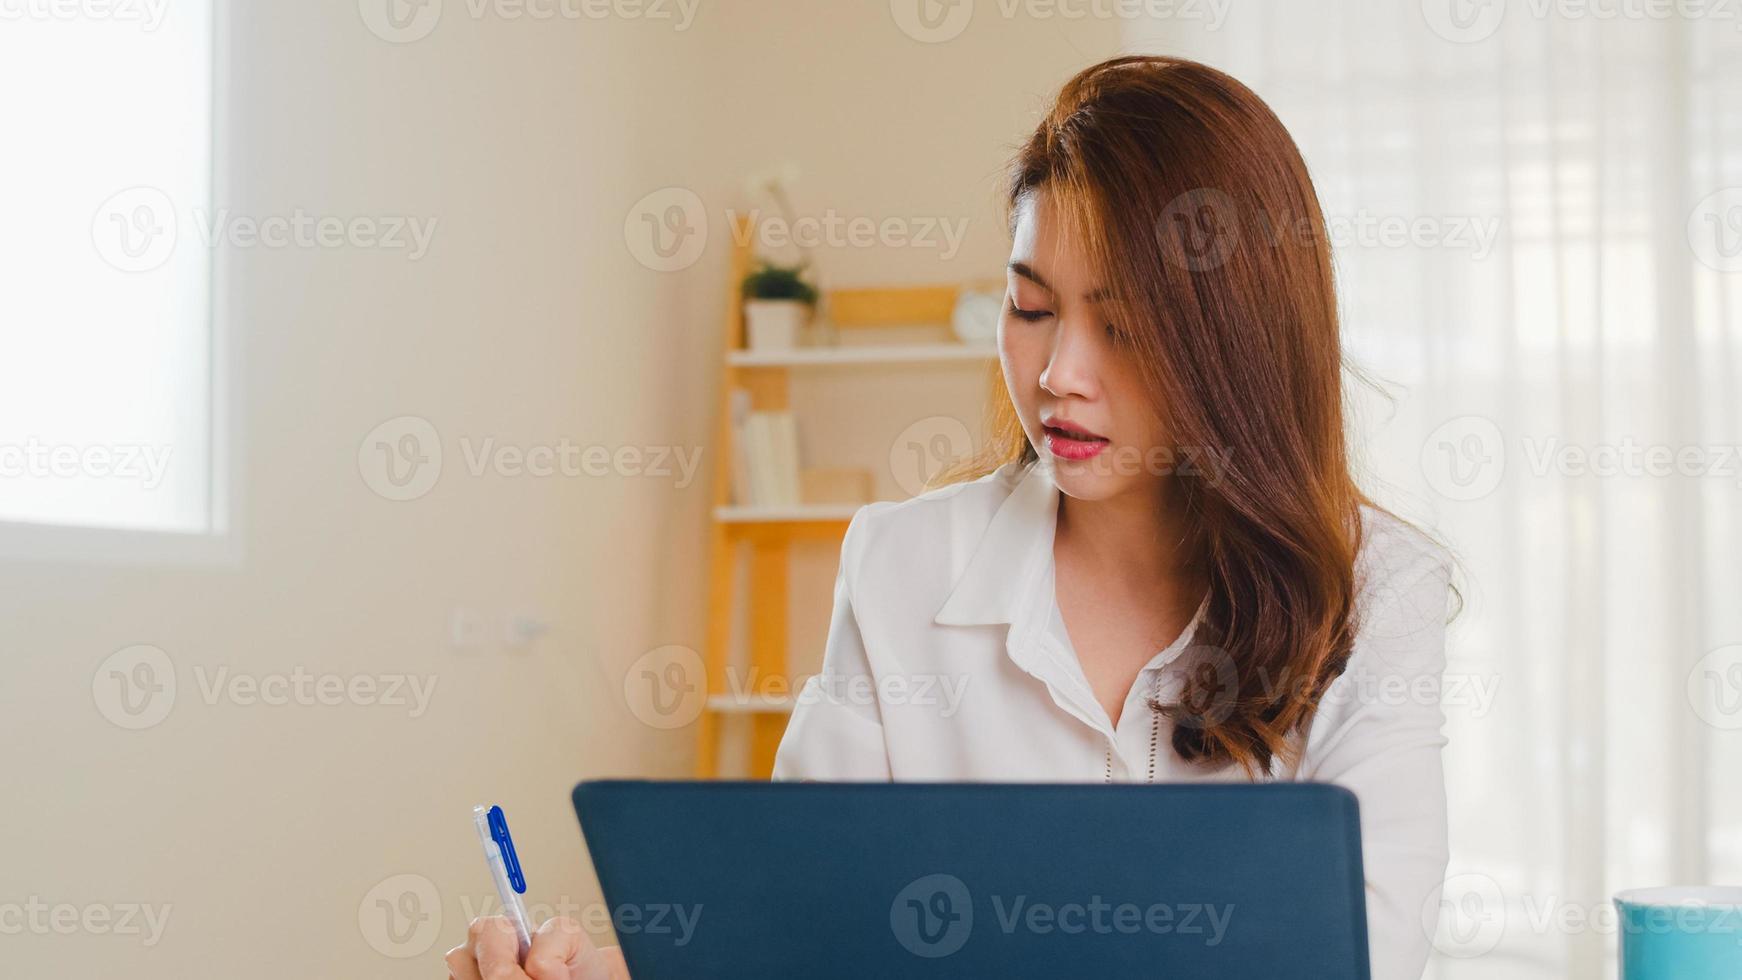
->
[706, 694, 796, 715]
[728, 342, 996, 368]
[714, 504, 860, 524]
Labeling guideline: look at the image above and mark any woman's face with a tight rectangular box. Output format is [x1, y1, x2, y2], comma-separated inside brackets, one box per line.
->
[1000, 190, 1169, 503]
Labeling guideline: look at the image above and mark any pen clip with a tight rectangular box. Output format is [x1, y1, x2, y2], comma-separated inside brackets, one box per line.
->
[486, 805, 527, 895]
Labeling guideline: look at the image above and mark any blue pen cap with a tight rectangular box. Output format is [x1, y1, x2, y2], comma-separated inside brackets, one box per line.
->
[486, 805, 527, 895]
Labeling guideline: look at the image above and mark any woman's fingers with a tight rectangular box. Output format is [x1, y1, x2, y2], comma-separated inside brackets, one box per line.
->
[445, 936, 485, 980]
[523, 916, 587, 980]
[445, 916, 501, 980]
[473, 916, 530, 980]
[443, 915, 621, 980]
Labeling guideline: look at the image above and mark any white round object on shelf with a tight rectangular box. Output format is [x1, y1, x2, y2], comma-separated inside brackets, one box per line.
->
[951, 289, 1001, 345]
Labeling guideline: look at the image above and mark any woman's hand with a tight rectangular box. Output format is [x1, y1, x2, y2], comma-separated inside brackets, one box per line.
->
[446, 915, 629, 980]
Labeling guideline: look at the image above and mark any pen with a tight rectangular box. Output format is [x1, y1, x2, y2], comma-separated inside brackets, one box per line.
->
[473, 803, 534, 964]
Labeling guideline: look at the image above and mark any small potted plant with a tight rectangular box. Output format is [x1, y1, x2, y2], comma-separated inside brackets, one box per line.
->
[741, 260, 818, 351]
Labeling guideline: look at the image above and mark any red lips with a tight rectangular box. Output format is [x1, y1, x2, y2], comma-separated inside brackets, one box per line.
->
[1042, 415, 1107, 441]
[1041, 415, 1109, 460]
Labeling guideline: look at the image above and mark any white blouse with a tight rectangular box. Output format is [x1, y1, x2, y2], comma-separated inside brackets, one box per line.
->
[772, 459, 1454, 980]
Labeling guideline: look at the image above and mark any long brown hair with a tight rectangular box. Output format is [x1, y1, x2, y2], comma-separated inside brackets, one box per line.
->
[946, 55, 1381, 777]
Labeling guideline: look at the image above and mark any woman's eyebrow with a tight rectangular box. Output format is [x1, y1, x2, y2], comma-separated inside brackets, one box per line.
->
[1008, 261, 1109, 302]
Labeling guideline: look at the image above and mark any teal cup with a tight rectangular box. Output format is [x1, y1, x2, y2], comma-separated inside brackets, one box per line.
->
[1614, 887, 1742, 979]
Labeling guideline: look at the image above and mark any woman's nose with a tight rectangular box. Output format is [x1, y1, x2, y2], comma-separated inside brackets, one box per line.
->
[1038, 316, 1101, 400]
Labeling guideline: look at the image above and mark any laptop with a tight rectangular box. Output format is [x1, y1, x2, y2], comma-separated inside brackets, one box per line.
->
[572, 780, 1370, 979]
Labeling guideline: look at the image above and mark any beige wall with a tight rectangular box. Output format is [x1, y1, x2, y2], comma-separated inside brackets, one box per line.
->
[0, 3, 1121, 976]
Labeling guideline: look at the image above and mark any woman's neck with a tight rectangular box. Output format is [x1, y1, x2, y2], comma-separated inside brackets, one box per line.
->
[1054, 480, 1200, 586]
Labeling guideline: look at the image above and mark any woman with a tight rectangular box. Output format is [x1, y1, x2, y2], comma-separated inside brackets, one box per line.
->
[450, 54, 1455, 980]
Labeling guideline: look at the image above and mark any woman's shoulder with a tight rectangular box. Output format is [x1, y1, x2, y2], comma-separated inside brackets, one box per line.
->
[837, 460, 1031, 579]
[1354, 503, 1455, 595]
[1348, 503, 1456, 664]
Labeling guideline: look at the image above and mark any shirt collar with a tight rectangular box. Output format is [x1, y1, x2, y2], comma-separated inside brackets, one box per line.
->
[932, 459, 1059, 629]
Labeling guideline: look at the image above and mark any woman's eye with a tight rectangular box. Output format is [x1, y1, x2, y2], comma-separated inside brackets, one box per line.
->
[1007, 301, 1052, 322]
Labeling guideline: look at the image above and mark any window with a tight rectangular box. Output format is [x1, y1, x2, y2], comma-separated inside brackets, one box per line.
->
[0, 0, 220, 551]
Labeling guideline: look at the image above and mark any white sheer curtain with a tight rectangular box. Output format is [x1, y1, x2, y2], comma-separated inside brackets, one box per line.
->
[1130, 6, 1742, 978]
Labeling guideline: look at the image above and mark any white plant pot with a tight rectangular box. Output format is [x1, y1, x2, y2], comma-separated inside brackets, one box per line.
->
[745, 300, 809, 351]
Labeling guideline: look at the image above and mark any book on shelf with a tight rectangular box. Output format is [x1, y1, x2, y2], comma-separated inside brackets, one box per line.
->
[729, 391, 801, 508]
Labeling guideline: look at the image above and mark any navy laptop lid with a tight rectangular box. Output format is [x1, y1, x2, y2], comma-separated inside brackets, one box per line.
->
[572, 780, 1369, 980]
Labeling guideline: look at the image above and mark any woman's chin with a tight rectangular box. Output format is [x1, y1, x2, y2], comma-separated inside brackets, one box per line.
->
[1046, 457, 1140, 502]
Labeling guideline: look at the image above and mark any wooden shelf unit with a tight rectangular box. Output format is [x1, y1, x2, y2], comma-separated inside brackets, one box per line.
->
[693, 214, 986, 779]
